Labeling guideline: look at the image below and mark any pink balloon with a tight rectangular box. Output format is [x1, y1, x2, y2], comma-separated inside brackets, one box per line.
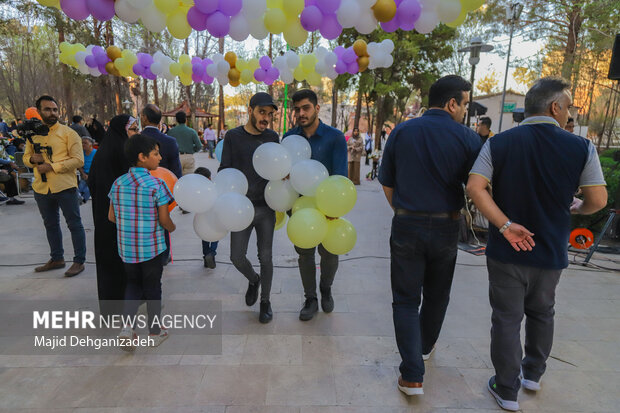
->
[206, 11, 230, 37]
[254, 68, 267, 82]
[300, 6, 322, 31]
[319, 13, 342, 40]
[187, 6, 209, 31]
[316, 0, 340, 14]
[381, 18, 400, 33]
[60, 0, 90, 21]
[259, 56, 272, 70]
[87, 0, 114, 21]
[195, 0, 218, 15]
[218, 0, 242, 17]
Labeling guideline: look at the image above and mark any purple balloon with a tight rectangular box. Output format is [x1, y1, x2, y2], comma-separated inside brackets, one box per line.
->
[187, 6, 209, 31]
[60, 0, 90, 21]
[86, 0, 114, 21]
[133, 64, 145, 76]
[194, 0, 218, 15]
[137, 53, 153, 67]
[95, 53, 110, 65]
[259, 56, 272, 70]
[395, 0, 404, 5]
[192, 73, 202, 83]
[193, 63, 206, 78]
[144, 68, 156, 80]
[397, 0, 422, 29]
[267, 66, 279, 80]
[333, 46, 346, 58]
[335, 59, 347, 74]
[319, 13, 342, 40]
[316, 0, 340, 14]
[342, 47, 357, 64]
[206, 11, 230, 37]
[381, 18, 400, 33]
[305, 0, 317, 6]
[85, 55, 97, 68]
[300, 6, 322, 31]
[203, 74, 214, 84]
[203, 58, 214, 66]
[347, 61, 359, 75]
[218, 0, 242, 17]
[98, 64, 108, 75]
[254, 68, 267, 82]
[92, 46, 105, 55]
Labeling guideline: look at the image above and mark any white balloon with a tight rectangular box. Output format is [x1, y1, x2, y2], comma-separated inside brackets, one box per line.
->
[216, 74, 229, 86]
[382, 39, 395, 54]
[281, 135, 311, 164]
[115, 0, 141, 23]
[163, 71, 176, 81]
[217, 60, 230, 75]
[173, 174, 218, 213]
[285, 51, 300, 68]
[78, 64, 90, 75]
[150, 61, 163, 75]
[86, 45, 95, 53]
[212, 53, 224, 63]
[420, 0, 440, 11]
[357, 0, 377, 7]
[337, 0, 361, 28]
[88, 67, 101, 77]
[128, 0, 152, 8]
[252, 142, 293, 181]
[383, 54, 394, 68]
[214, 192, 255, 232]
[274, 55, 288, 70]
[248, 17, 268, 40]
[194, 211, 228, 242]
[214, 168, 249, 196]
[75, 51, 88, 66]
[229, 14, 250, 42]
[415, 11, 439, 33]
[242, 0, 266, 17]
[326, 68, 338, 80]
[264, 179, 299, 212]
[436, 0, 461, 23]
[280, 70, 294, 84]
[324, 52, 338, 67]
[206, 63, 218, 78]
[153, 51, 165, 61]
[315, 61, 327, 75]
[290, 159, 329, 197]
[355, 9, 378, 34]
[141, 5, 166, 33]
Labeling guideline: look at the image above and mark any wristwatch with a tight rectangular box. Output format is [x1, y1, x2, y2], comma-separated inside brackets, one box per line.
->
[499, 220, 512, 234]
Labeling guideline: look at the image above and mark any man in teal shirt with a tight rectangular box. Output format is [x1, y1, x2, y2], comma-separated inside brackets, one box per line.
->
[168, 111, 202, 175]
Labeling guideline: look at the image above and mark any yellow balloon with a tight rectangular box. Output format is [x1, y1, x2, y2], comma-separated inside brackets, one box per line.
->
[73, 43, 86, 52]
[240, 69, 254, 84]
[225, 51, 237, 67]
[179, 54, 191, 65]
[307, 71, 322, 86]
[169, 62, 182, 76]
[283, 20, 308, 48]
[248, 58, 260, 71]
[282, 0, 304, 16]
[115, 57, 126, 71]
[315, 175, 357, 218]
[266, 0, 283, 8]
[182, 62, 193, 75]
[167, 11, 192, 39]
[292, 196, 316, 214]
[59, 41, 71, 54]
[372, 0, 397, 22]
[236, 59, 247, 71]
[353, 39, 368, 57]
[228, 67, 241, 82]
[461, 0, 484, 11]
[300, 54, 314, 70]
[180, 74, 193, 85]
[275, 211, 287, 230]
[446, 9, 467, 28]
[38, 0, 59, 6]
[293, 65, 305, 81]
[286, 208, 328, 249]
[321, 218, 357, 255]
[154, 0, 177, 14]
[264, 8, 287, 34]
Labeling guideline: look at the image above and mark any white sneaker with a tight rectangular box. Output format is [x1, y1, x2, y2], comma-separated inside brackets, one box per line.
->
[118, 326, 137, 352]
[488, 376, 519, 411]
[148, 328, 169, 347]
[520, 368, 541, 391]
[423, 345, 435, 361]
[397, 376, 423, 396]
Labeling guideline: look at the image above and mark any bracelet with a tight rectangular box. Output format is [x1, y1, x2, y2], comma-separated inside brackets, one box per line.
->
[499, 220, 512, 234]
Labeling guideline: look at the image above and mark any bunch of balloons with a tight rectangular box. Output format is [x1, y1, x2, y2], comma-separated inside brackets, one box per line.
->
[252, 136, 358, 254]
[60, 43, 140, 78]
[175, 169, 254, 243]
[379, 0, 422, 32]
[254, 56, 280, 87]
[272, 51, 300, 85]
[300, 0, 343, 40]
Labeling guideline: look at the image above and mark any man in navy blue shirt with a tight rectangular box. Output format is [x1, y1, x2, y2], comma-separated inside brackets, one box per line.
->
[379, 75, 481, 396]
[467, 77, 607, 411]
[284, 89, 347, 321]
[140, 104, 182, 179]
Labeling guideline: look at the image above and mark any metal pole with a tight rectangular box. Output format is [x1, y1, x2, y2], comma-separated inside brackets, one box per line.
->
[283, 44, 290, 135]
[466, 64, 476, 126]
[498, 18, 515, 133]
[583, 210, 617, 265]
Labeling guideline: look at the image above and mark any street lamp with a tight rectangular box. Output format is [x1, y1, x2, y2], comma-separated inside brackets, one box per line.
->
[459, 37, 494, 127]
[498, 2, 524, 132]
[122, 99, 132, 111]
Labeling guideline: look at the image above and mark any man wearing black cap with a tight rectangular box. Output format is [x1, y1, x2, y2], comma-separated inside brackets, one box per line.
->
[219, 92, 279, 324]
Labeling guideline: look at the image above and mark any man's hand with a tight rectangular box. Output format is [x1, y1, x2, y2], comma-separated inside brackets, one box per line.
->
[570, 197, 584, 214]
[503, 223, 535, 252]
[36, 163, 53, 174]
[81, 172, 88, 181]
[30, 153, 44, 164]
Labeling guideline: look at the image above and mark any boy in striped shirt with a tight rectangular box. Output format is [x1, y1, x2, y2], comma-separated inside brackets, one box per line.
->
[108, 134, 176, 350]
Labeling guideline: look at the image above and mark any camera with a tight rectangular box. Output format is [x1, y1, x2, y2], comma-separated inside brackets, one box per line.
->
[17, 119, 52, 182]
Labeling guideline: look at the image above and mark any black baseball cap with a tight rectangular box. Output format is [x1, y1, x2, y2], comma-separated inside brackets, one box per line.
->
[249, 92, 278, 110]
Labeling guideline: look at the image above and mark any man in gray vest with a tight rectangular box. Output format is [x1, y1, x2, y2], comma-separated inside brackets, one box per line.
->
[467, 77, 607, 411]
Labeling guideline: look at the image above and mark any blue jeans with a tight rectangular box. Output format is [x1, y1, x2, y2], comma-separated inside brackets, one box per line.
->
[202, 241, 218, 256]
[78, 179, 90, 202]
[390, 214, 459, 383]
[206, 140, 215, 157]
[34, 187, 86, 264]
[123, 253, 164, 335]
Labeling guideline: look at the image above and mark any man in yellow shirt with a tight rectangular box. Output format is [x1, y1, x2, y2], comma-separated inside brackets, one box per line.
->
[24, 95, 86, 277]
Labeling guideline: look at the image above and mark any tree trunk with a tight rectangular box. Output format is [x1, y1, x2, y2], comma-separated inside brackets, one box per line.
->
[365, 92, 373, 134]
[153, 79, 159, 107]
[561, 7, 583, 80]
[218, 38, 225, 133]
[58, 28, 73, 121]
[353, 83, 363, 130]
[374, 96, 385, 150]
[584, 54, 600, 125]
[331, 82, 338, 127]
[115, 77, 123, 115]
[184, 38, 195, 127]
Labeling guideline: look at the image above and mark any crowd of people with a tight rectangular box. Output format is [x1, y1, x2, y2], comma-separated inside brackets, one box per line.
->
[8, 73, 608, 410]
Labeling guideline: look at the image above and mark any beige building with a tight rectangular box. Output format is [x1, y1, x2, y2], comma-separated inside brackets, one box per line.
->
[472, 90, 525, 133]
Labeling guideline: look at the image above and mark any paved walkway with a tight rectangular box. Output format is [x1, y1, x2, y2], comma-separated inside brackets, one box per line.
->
[0, 152, 618, 412]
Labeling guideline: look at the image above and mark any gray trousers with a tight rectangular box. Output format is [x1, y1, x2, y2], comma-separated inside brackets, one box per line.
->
[487, 257, 561, 400]
[295, 244, 338, 299]
[230, 206, 275, 301]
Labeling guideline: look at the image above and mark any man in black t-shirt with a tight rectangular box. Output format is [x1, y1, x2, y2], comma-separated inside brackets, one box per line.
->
[218, 92, 279, 324]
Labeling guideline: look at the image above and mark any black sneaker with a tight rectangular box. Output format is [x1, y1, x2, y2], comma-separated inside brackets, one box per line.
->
[203, 253, 216, 269]
[245, 276, 260, 306]
[299, 298, 319, 321]
[259, 300, 273, 324]
[320, 286, 334, 313]
[6, 198, 25, 205]
[487, 376, 519, 411]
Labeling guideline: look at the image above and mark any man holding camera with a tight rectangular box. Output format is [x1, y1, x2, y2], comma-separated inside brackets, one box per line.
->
[24, 95, 86, 277]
